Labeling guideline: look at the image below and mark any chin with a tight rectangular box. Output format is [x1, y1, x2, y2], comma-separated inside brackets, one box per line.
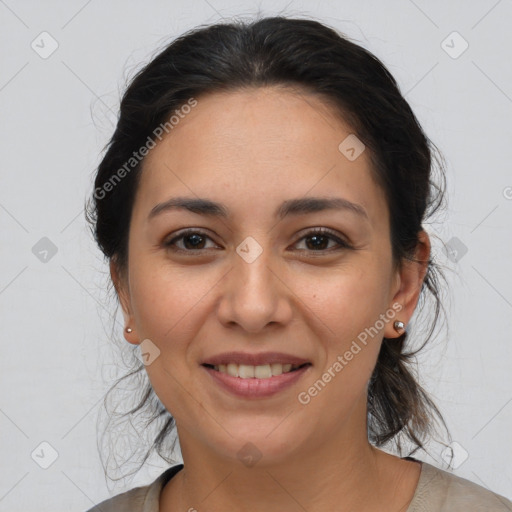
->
[207, 420, 305, 468]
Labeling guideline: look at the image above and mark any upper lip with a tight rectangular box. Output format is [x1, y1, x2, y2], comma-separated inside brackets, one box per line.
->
[201, 351, 311, 367]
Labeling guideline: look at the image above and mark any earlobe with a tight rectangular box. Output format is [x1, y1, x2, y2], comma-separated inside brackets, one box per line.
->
[123, 326, 139, 345]
[385, 230, 431, 338]
[110, 259, 139, 345]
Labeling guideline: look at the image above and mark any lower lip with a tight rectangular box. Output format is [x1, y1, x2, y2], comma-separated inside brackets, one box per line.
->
[202, 364, 311, 399]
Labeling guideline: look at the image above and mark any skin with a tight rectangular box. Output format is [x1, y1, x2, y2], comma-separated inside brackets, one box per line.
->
[111, 86, 430, 512]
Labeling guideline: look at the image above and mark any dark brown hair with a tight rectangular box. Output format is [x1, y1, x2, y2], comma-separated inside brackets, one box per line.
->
[85, 14, 452, 479]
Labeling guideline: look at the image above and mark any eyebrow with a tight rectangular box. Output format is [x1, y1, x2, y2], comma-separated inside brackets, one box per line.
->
[148, 196, 369, 221]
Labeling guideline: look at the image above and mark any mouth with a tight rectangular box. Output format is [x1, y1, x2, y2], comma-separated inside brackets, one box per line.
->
[202, 361, 312, 399]
[202, 362, 311, 379]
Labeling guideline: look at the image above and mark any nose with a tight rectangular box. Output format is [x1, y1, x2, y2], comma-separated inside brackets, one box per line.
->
[216, 244, 293, 333]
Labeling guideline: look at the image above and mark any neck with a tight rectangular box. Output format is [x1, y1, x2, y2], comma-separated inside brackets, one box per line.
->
[160, 398, 420, 512]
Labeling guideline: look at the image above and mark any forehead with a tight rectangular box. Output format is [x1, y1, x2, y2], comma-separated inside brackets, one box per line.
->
[134, 87, 387, 226]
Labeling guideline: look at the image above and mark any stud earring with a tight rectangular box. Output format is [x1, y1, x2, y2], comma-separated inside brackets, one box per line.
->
[125, 327, 133, 333]
[393, 320, 405, 333]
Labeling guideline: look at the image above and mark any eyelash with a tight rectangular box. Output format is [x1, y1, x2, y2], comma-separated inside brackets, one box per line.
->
[163, 227, 352, 254]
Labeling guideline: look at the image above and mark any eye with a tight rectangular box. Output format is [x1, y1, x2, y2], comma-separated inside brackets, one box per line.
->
[163, 227, 351, 254]
[293, 228, 351, 252]
[164, 229, 219, 253]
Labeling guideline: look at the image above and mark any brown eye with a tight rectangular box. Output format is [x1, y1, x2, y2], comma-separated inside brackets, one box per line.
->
[164, 229, 218, 252]
[163, 227, 351, 255]
[294, 228, 351, 252]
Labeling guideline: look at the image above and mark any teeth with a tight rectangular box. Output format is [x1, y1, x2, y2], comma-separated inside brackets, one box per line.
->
[239, 364, 255, 378]
[254, 365, 271, 379]
[226, 363, 238, 377]
[270, 363, 283, 376]
[212, 362, 301, 379]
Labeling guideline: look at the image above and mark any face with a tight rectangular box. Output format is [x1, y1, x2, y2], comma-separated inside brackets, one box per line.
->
[113, 86, 427, 466]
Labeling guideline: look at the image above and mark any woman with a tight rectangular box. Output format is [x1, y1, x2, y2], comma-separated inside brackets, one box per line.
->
[85, 15, 512, 511]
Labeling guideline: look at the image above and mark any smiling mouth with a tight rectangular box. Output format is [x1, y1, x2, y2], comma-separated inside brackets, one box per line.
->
[202, 362, 311, 379]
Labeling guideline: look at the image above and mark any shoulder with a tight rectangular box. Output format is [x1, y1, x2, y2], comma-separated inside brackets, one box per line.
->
[408, 461, 512, 512]
[84, 485, 148, 512]
[83, 464, 184, 512]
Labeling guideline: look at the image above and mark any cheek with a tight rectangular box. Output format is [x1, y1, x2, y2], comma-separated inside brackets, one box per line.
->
[127, 262, 213, 421]
[128, 260, 213, 347]
[304, 263, 391, 341]
[300, 261, 391, 398]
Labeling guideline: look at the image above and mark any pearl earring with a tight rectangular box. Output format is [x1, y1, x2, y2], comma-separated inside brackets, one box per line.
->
[393, 321, 405, 333]
[125, 327, 132, 333]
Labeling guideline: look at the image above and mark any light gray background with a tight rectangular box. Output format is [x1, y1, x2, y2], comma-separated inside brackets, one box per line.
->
[1, 0, 511, 509]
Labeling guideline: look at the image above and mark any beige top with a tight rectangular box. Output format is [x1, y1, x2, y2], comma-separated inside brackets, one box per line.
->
[86, 458, 512, 511]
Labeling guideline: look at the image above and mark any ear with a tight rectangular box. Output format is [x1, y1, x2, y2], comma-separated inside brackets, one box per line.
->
[384, 230, 430, 339]
[110, 259, 140, 345]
